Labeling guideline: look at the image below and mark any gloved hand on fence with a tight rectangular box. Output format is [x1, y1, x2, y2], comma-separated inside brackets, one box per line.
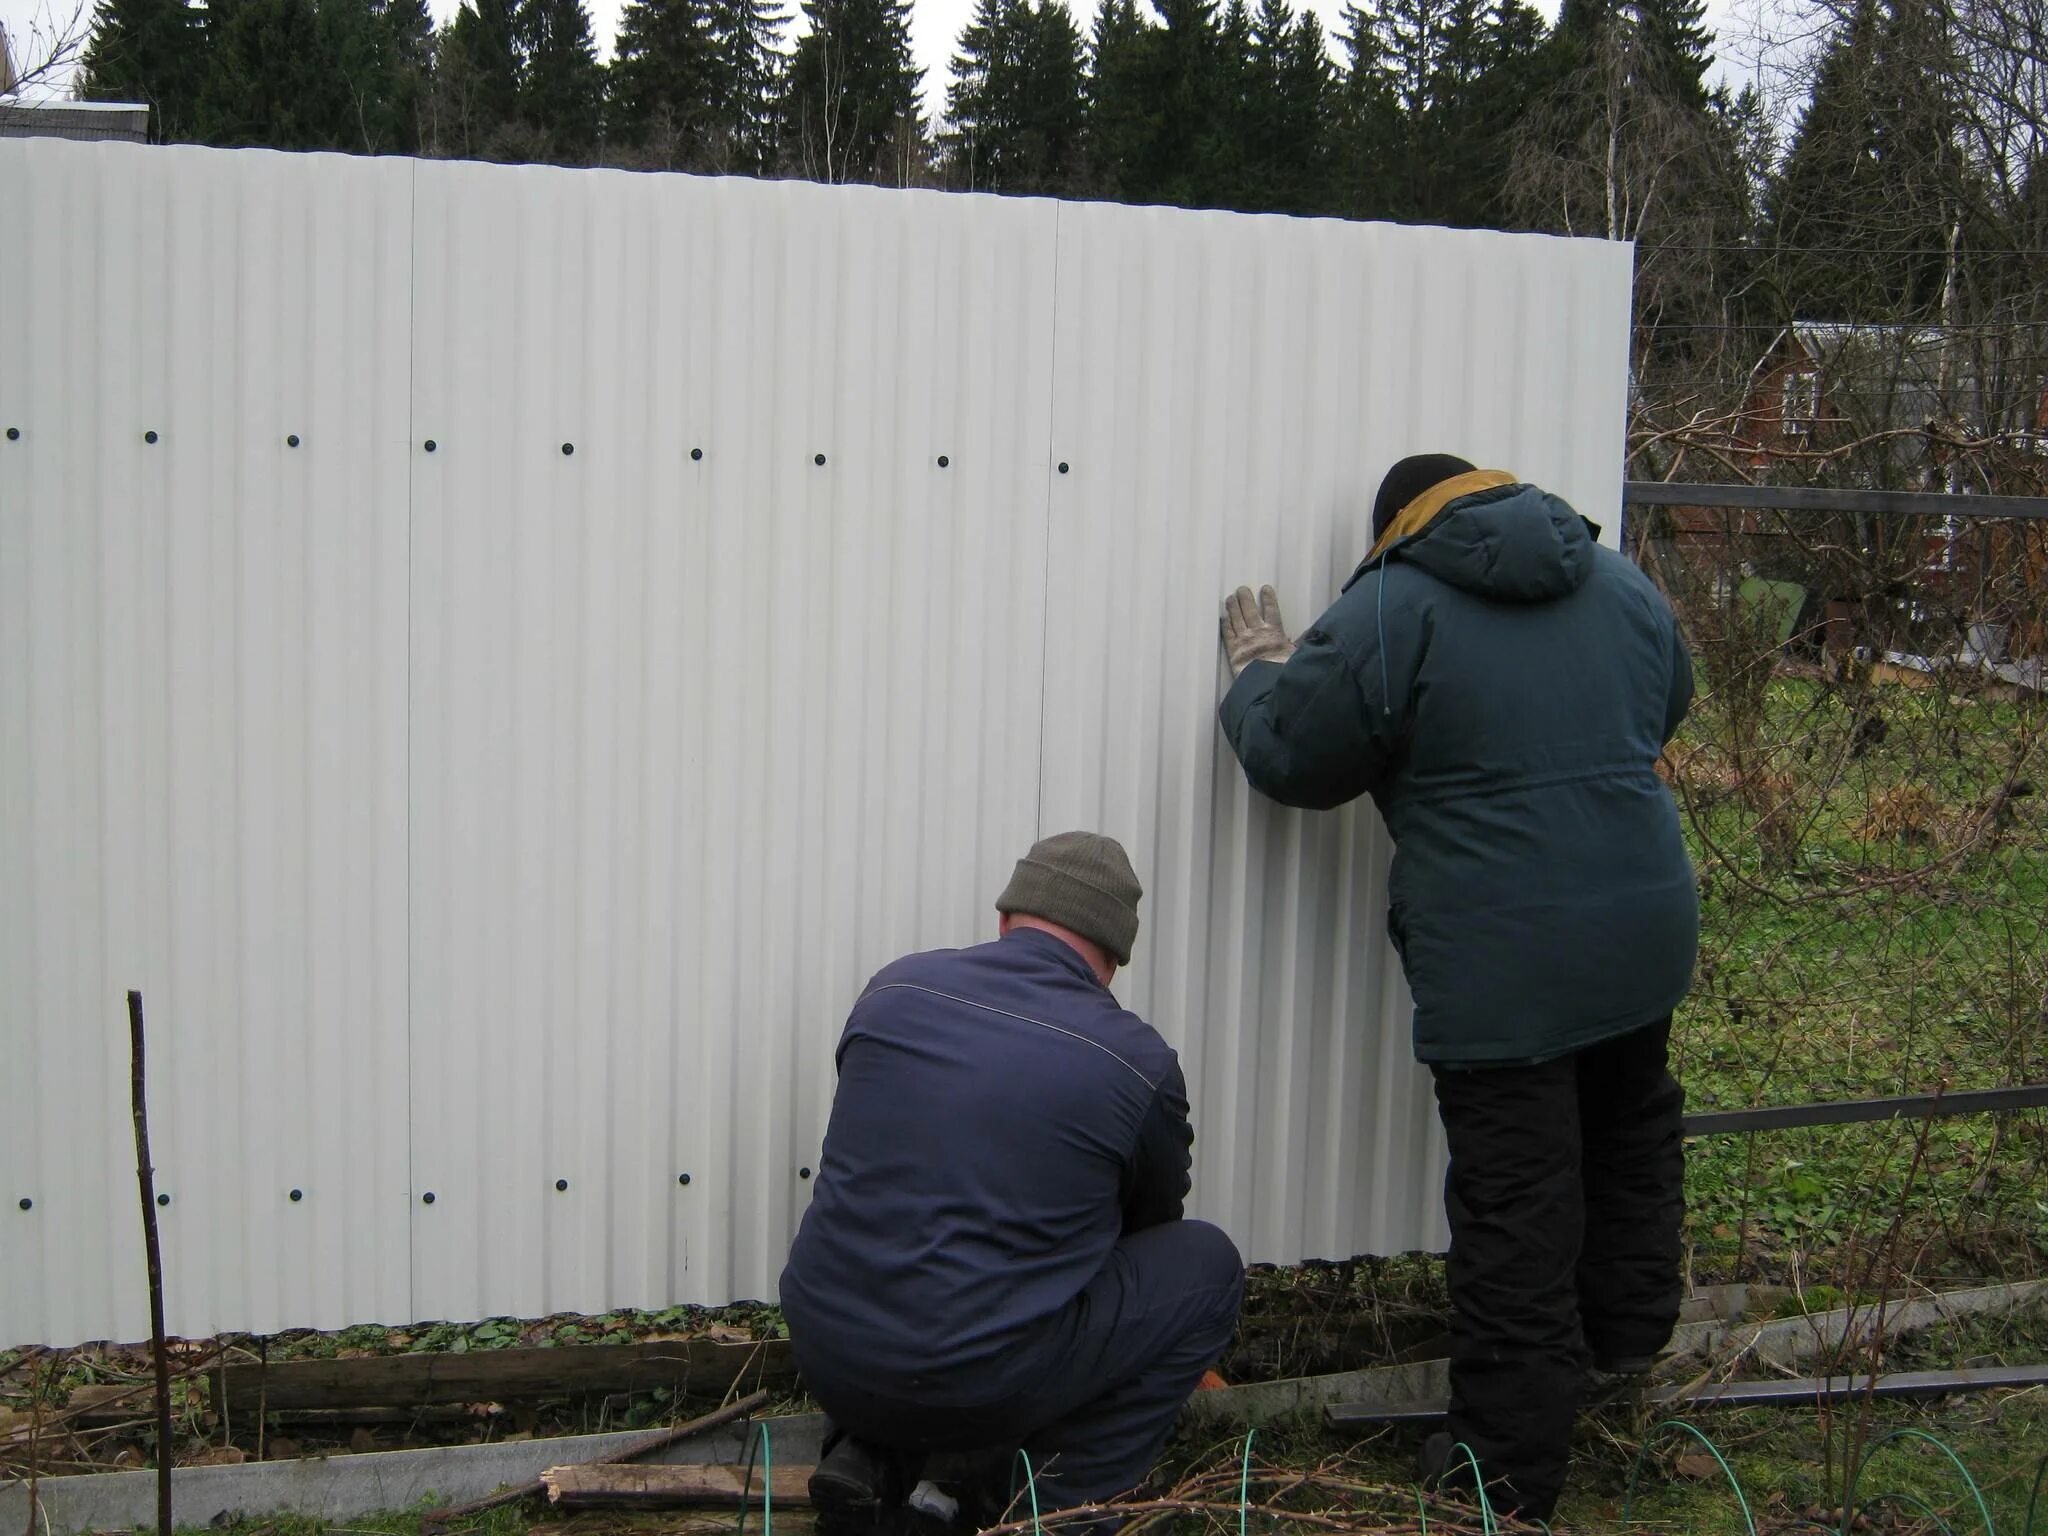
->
[1222, 585, 1296, 676]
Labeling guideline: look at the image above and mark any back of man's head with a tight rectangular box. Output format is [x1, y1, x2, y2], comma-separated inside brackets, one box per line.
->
[1373, 454, 1477, 544]
[996, 832, 1143, 971]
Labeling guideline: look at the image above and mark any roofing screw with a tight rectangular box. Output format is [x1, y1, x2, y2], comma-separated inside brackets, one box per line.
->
[290, 1189, 303, 1202]
[814, 453, 827, 466]
[17, 1198, 30, 1211]
[422, 1191, 436, 1205]
[691, 448, 703, 462]
[287, 434, 301, 448]
[677, 1173, 692, 1186]
[145, 431, 159, 445]
[1057, 461, 1070, 475]
[937, 455, 950, 468]
[556, 1178, 569, 1191]
[5, 428, 19, 441]
[157, 1193, 170, 1206]
[424, 439, 437, 453]
[561, 442, 575, 456]
[799, 1167, 813, 1180]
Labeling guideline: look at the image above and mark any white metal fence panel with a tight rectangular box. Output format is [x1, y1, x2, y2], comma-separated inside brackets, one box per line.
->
[0, 143, 417, 1344]
[402, 165, 1058, 1326]
[0, 142, 1632, 1346]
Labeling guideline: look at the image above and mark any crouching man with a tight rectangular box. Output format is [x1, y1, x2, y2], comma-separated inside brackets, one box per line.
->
[780, 832, 1244, 1521]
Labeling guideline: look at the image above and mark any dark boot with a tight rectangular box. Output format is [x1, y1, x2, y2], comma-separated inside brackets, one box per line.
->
[810, 1430, 893, 1511]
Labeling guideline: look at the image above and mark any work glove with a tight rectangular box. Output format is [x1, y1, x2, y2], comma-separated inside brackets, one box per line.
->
[1221, 585, 1296, 676]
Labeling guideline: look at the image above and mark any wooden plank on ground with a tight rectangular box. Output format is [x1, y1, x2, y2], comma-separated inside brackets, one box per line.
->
[543, 1463, 816, 1508]
[217, 1340, 795, 1419]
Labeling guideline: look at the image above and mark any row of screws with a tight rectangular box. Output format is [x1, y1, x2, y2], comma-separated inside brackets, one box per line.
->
[4, 429, 1073, 474]
[9, 1170, 832, 1212]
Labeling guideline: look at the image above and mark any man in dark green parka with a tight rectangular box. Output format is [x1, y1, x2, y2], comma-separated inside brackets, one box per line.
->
[1218, 455, 1698, 1521]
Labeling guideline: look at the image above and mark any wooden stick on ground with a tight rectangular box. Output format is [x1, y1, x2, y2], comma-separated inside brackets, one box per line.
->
[129, 989, 174, 1536]
[542, 1463, 815, 1509]
[419, 1387, 774, 1526]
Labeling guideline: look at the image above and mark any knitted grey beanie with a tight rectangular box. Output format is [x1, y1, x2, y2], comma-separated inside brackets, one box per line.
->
[996, 831, 1144, 966]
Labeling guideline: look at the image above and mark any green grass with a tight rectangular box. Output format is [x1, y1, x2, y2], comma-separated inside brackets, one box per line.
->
[1665, 670, 2048, 1282]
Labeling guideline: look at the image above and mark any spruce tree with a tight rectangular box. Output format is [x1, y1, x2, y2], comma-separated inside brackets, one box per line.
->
[434, 0, 523, 154]
[1768, 0, 1961, 320]
[1634, 0, 1711, 105]
[610, 0, 716, 162]
[703, 0, 785, 168]
[1211, 0, 1251, 198]
[1374, 0, 1499, 221]
[1279, 11, 1335, 208]
[317, 0, 434, 152]
[946, 0, 1018, 186]
[518, 0, 605, 159]
[1237, 0, 1330, 212]
[382, 0, 436, 149]
[1137, 0, 1227, 206]
[78, 0, 205, 140]
[1331, 0, 1400, 217]
[946, 0, 1085, 192]
[1081, 0, 1152, 197]
[1013, 1, 1087, 187]
[196, 0, 351, 147]
[780, 0, 922, 182]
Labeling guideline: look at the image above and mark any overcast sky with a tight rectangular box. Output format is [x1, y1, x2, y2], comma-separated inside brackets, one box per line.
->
[4, 0, 1761, 125]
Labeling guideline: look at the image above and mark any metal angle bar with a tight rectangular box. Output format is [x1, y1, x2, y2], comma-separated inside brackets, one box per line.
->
[1683, 1083, 2048, 1136]
[1623, 481, 2048, 521]
[1325, 1363, 2048, 1427]
[1668, 1364, 2048, 1408]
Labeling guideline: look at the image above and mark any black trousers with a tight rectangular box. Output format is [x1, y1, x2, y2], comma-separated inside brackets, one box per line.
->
[1429, 1018, 1685, 1519]
[797, 1220, 1244, 1510]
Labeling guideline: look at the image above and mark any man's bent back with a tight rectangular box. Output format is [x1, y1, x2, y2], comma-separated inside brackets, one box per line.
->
[780, 833, 1243, 1514]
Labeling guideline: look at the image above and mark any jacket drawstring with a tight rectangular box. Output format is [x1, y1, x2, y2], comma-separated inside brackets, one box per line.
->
[1377, 563, 1393, 715]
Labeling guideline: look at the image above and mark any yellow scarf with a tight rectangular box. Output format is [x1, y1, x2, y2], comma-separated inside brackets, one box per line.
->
[1365, 469, 1519, 563]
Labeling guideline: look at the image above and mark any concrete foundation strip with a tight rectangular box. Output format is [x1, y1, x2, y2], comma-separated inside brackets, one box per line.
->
[1325, 1362, 2048, 1426]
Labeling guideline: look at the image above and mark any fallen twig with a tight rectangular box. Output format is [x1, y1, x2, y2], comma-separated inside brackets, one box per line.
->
[418, 1387, 772, 1527]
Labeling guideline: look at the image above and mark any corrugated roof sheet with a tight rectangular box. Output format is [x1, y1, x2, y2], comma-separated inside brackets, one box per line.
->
[0, 101, 149, 142]
[0, 140, 1632, 1347]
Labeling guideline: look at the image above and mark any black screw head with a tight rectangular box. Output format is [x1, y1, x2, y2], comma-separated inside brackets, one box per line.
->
[814, 453, 827, 466]
[6, 428, 18, 441]
[799, 1166, 813, 1180]
[1058, 461, 1070, 475]
[555, 1178, 568, 1191]
[937, 455, 950, 468]
[561, 442, 574, 456]
[678, 1173, 692, 1186]
[422, 1191, 436, 1205]
[287, 434, 300, 448]
[17, 1198, 30, 1211]
[145, 430, 159, 445]
[424, 439, 437, 453]
[691, 448, 703, 462]
[157, 1193, 170, 1206]
[289, 1188, 303, 1202]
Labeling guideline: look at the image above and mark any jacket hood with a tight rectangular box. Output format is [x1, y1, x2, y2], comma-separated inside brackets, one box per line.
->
[1391, 483, 1597, 603]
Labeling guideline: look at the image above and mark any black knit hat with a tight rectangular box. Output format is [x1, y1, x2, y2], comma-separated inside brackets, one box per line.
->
[1372, 454, 1477, 542]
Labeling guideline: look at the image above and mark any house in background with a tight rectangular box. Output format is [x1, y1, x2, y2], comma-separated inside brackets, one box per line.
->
[1732, 323, 2047, 494]
[1653, 323, 2048, 669]
[0, 98, 151, 143]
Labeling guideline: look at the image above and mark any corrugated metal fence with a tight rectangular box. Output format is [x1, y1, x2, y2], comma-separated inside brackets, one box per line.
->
[0, 141, 1633, 1347]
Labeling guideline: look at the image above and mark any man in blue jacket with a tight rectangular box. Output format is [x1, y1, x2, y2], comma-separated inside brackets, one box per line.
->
[781, 831, 1243, 1522]
[1218, 456, 1698, 1521]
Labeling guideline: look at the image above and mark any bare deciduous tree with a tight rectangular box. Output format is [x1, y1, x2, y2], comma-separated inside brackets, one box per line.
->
[0, 0, 91, 99]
